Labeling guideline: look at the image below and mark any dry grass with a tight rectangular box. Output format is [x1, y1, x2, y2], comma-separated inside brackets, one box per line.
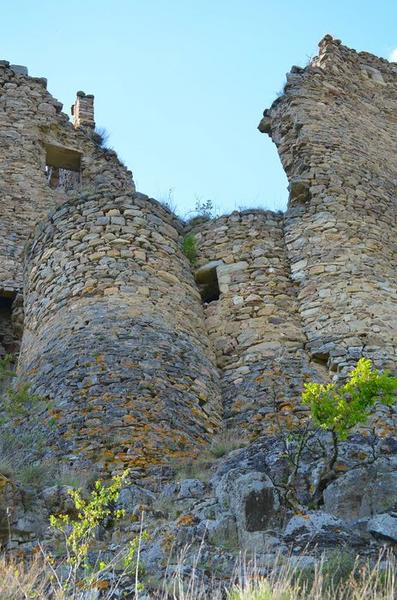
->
[227, 554, 397, 600]
[161, 550, 397, 600]
[208, 431, 246, 458]
[173, 431, 246, 482]
[0, 555, 63, 599]
[0, 549, 396, 599]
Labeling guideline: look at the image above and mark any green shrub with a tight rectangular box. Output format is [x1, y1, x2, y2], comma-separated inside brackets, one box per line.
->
[302, 358, 397, 441]
[50, 470, 147, 594]
[182, 233, 198, 265]
[302, 358, 397, 505]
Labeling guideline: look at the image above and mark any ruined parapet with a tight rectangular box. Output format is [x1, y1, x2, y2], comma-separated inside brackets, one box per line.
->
[260, 36, 397, 374]
[17, 190, 221, 472]
[0, 60, 134, 299]
[190, 211, 317, 439]
[72, 91, 95, 130]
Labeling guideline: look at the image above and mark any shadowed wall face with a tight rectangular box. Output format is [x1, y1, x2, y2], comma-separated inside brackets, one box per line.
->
[261, 35, 397, 375]
[18, 192, 221, 473]
[191, 211, 317, 440]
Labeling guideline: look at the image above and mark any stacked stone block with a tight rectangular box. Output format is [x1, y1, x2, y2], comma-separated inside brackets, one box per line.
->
[2, 35, 397, 476]
[191, 211, 317, 439]
[72, 91, 95, 130]
[260, 35, 397, 376]
[0, 60, 134, 295]
[18, 191, 221, 472]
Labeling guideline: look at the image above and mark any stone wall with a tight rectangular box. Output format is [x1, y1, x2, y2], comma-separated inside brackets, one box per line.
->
[4, 36, 397, 475]
[18, 190, 221, 473]
[190, 211, 317, 439]
[260, 35, 397, 376]
[0, 60, 134, 297]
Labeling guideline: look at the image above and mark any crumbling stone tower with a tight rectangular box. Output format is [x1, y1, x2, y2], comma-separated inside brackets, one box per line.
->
[189, 211, 315, 438]
[19, 191, 221, 471]
[259, 35, 397, 375]
[1, 36, 397, 475]
[0, 61, 221, 471]
[0, 60, 133, 359]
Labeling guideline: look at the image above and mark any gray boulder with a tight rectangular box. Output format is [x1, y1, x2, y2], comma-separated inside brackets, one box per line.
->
[323, 459, 397, 520]
[284, 511, 361, 548]
[215, 469, 280, 533]
[368, 513, 397, 542]
[118, 485, 156, 511]
[178, 479, 206, 500]
[199, 515, 239, 548]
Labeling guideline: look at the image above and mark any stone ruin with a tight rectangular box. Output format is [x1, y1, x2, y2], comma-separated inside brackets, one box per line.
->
[1, 36, 397, 561]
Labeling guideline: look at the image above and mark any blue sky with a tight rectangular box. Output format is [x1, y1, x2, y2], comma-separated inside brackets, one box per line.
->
[2, 1, 397, 217]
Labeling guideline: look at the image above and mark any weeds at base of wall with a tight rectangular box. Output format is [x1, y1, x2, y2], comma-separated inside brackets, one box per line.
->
[172, 432, 247, 482]
[1, 547, 395, 599]
[0, 429, 97, 490]
[208, 431, 247, 458]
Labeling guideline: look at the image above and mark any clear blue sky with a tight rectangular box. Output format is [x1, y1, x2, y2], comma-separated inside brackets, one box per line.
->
[2, 1, 397, 217]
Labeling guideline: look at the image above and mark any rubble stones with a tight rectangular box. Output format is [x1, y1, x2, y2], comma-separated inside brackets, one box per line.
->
[368, 513, 397, 541]
[323, 458, 397, 520]
[283, 511, 362, 549]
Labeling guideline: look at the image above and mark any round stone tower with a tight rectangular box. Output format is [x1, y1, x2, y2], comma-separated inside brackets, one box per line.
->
[18, 190, 221, 473]
[260, 35, 397, 375]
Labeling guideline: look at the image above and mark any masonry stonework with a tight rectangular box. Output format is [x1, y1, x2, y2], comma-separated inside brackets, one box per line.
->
[0, 60, 134, 297]
[259, 35, 397, 375]
[0, 35, 396, 480]
[191, 211, 319, 439]
[18, 191, 221, 472]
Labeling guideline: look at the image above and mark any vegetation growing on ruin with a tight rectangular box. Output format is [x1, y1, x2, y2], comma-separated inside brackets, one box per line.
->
[92, 126, 110, 149]
[49, 469, 146, 596]
[182, 232, 198, 265]
[194, 197, 214, 218]
[0, 354, 51, 423]
[303, 358, 397, 441]
[0, 355, 57, 486]
[272, 359, 397, 510]
[303, 358, 397, 505]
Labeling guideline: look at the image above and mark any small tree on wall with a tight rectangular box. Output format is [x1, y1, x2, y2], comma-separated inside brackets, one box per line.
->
[302, 358, 397, 505]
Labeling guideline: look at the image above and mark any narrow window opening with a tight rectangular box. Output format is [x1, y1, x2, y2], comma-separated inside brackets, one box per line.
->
[0, 292, 21, 361]
[195, 261, 222, 305]
[311, 351, 329, 367]
[45, 144, 82, 193]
